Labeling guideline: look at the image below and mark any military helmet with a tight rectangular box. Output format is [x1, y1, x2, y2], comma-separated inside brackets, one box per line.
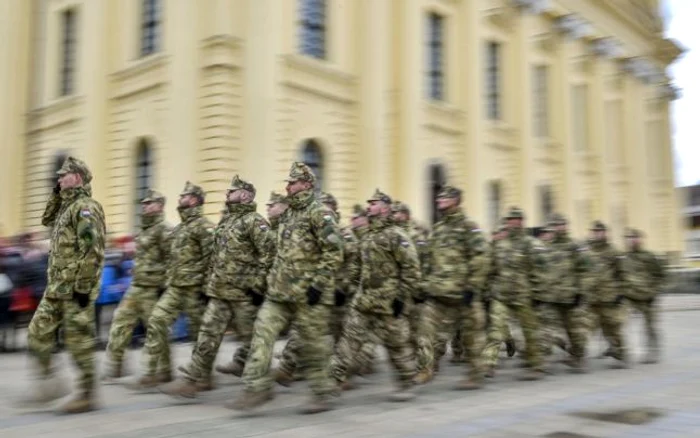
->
[285, 161, 316, 184]
[141, 189, 166, 204]
[180, 181, 206, 201]
[56, 156, 93, 184]
[505, 206, 525, 220]
[436, 185, 462, 199]
[228, 175, 256, 196]
[319, 192, 338, 209]
[367, 188, 392, 204]
[590, 220, 607, 231]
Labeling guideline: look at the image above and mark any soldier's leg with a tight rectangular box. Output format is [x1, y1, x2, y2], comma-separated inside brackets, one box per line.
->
[331, 308, 373, 383]
[184, 289, 204, 342]
[409, 303, 423, 352]
[482, 300, 509, 371]
[536, 304, 557, 358]
[144, 289, 182, 378]
[227, 301, 258, 373]
[27, 297, 64, 377]
[241, 301, 293, 393]
[413, 300, 443, 378]
[277, 327, 301, 376]
[105, 286, 143, 374]
[600, 305, 627, 364]
[381, 314, 416, 392]
[643, 301, 660, 360]
[512, 303, 543, 371]
[63, 300, 97, 397]
[187, 298, 233, 381]
[563, 305, 588, 359]
[296, 303, 335, 399]
[450, 328, 464, 363]
[459, 303, 486, 384]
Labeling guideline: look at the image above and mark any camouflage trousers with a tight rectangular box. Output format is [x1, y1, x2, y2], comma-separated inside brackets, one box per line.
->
[536, 303, 588, 358]
[331, 308, 415, 386]
[180, 298, 257, 382]
[28, 296, 96, 394]
[242, 300, 334, 396]
[415, 299, 485, 381]
[105, 285, 159, 366]
[589, 303, 627, 361]
[626, 299, 660, 356]
[408, 302, 424, 351]
[278, 304, 376, 376]
[144, 286, 204, 376]
[482, 300, 541, 369]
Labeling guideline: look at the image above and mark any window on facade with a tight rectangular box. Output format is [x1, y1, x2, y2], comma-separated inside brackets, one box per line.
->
[687, 238, 700, 255]
[134, 139, 153, 230]
[540, 185, 554, 224]
[141, 0, 161, 57]
[486, 41, 502, 120]
[692, 215, 700, 229]
[299, 0, 326, 59]
[301, 140, 323, 192]
[690, 187, 700, 207]
[604, 100, 623, 165]
[488, 180, 502, 231]
[429, 164, 447, 224]
[426, 13, 445, 101]
[59, 8, 77, 97]
[571, 84, 589, 152]
[532, 65, 549, 138]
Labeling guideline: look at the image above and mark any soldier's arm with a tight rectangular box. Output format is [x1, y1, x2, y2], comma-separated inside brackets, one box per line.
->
[41, 192, 63, 227]
[197, 221, 216, 278]
[573, 243, 591, 299]
[250, 216, 275, 293]
[310, 209, 344, 293]
[394, 230, 421, 302]
[72, 203, 106, 294]
[465, 229, 490, 292]
[159, 223, 174, 260]
[342, 235, 362, 296]
[527, 239, 547, 294]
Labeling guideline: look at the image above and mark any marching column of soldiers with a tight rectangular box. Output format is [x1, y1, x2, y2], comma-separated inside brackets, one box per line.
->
[20, 156, 667, 415]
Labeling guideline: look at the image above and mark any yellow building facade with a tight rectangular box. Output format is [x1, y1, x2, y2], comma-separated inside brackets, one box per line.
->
[0, 0, 685, 254]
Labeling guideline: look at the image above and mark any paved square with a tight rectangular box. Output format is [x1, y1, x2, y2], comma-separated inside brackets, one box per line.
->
[1, 295, 699, 438]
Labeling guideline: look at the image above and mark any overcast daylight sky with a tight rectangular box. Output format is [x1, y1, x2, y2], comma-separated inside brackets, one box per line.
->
[665, 0, 699, 187]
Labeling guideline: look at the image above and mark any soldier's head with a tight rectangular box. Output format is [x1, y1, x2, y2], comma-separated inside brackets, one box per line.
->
[56, 156, 92, 190]
[436, 186, 462, 212]
[141, 189, 166, 215]
[285, 162, 316, 196]
[625, 228, 643, 250]
[589, 220, 607, 242]
[548, 213, 568, 236]
[179, 181, 206, 208]
[226, 175, 256, 205]
[350, 203, 369, 229]
[391, 201, 411, 223]
[266, 191, 289, 219]
[505, 206, 525, 229]
[366, 189, 392, 218]
[319, 192, 338, 213]
[539, 226, 554, 242]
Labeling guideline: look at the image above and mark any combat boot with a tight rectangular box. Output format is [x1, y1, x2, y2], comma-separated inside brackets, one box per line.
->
[157, 370, 173, 383]
[505, 339, 517, 358]
[101, 361, 127, 384]
[484, 366, 496, 378]
[562, 357, 588, 374]
[299, 395, 333, 415]
[388, 383, 416, 402]
[57, 392, 98, 414]
[454, 378, 483, 391]
[196, 376, 216, 392]
[412, 368, 434, 385]
[17, 372, 71, 408]
[225, 389, 275, 411]
[358, 362, 377, 376]
[126, 374, 161, 391]
[159, 379, 199, 399]
[598, 346, 614, 359]
[274, 368, 295, 387]
[339, 378, 358, 391]
[215, 361, 243, 377]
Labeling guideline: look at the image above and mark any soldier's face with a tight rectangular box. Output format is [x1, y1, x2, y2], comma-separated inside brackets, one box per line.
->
[392, 212, 408, 223]
[179, 194, 196, 208]
[227, 189, 244, 204]
[507, 218, 522, 229]
[593, 230, 607, 241]
[351, 216, 368, 228]
[142, 201, 163, 215]
[58, 172, 81, 190]
[286, 180, 309, 196]
[267, 202, 288, 219]
[626, 237, 641, 249]
[367, 201, 385, 217]
[436, 197, 455, 211]
[555, 224, 567, 234]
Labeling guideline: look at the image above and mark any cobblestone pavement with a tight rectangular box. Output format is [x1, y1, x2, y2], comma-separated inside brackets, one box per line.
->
[1, 296, 699, 438]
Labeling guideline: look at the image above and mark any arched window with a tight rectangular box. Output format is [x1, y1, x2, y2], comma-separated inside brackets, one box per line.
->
[299, 0, 326, 59]
[488, 180, 502, 231]
[539, 184, 554, 224]
[141, 0, 162, 57]
[134, 139, 154, 230]
[301, 140, 324, 192]
[429, 164, 446, 224]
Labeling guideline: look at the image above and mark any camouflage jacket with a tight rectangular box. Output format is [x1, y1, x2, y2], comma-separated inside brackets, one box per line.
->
[206, 202, 274, 301]
[266, 189, 344, 305]
[587, 241, 625, 304]
[622, 249, 665, 301]
[489, 227, 547, 305]
[398, 220, 429, 273]
[540, 234, 590, 304]
[167, 205, 215, 288]
[482, 239, 499, 301]
[352, 216, 421, 315]
[423, 208, 489, 303]
[132, 213, 173, 287]
[41, 186, 106, 299]
[337, 223, 362, 299]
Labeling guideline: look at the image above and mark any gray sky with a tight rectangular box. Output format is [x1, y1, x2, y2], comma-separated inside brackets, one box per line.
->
[666, 0, 698, 187]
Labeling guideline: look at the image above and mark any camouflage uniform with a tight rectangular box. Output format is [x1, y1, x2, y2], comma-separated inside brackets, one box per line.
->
[164, 176, 274, 396]
[105, 190, 172, 377]
[482, 207, 546, 378]
[483, 226, 516, 362]
[230, 162, 343, 412]
[414, 186, 489, 387]
[138, 182, 215, 386]
[27, 157, 106, 412]
[536, 214, 590, 369]
[622, 228, 665, 363]
[587, 221, 628, 365]
[332, 190, 421, 399]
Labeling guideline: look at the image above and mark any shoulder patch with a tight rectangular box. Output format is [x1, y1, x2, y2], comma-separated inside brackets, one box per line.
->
[471, 228, 482, 233]
[400, 240, 410, 248]
[322, 214, 333, 222]
[80, 209, 91, 218]
[259, 223, 269, 231]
